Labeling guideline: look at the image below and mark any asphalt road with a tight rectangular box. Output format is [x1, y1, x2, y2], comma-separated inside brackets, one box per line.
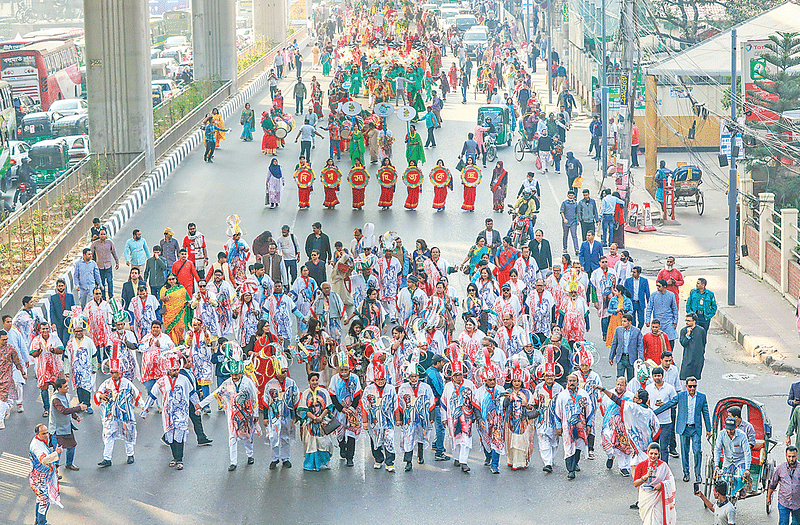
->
[0, 58, 793, 525]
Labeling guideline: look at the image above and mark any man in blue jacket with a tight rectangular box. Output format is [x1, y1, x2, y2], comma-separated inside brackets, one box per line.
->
[624, 266, 650, 328]
[608, 314, 644, 380]
[49, 278, 75, 345]
[578, 230, 603, 276]
[657, 376, 710, 482]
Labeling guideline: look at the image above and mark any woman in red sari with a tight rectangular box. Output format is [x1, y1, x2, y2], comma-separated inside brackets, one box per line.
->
[377, 158, 398, 209]
[429, 159, 452, 211]
[261, 112, 278, 155]
[294, 158, 315, 209]
[460, 156, 482, 212]
[403, 160, 424, 210]
[320, 158, 342, 209]
[348, 158, 369, 210]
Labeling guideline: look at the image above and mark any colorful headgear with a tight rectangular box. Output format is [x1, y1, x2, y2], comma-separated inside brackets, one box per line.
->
[164, 348, 185, 371]
[402, 361, 424, 379]
[378, 230, 399, 252]
[572, 341, 596, 368]
[239, 279, 258, 296]
[65, 305, 89, 333]
[331, 346, 356, 370]
[535, 344, 564, 380]
[354, 254, 375, 271]
[219, 341, 246, 375]
[510, 360, 531, 384]
[373, 363, 387, 381]
[634, 359, 657, 382]
[109, 297, 129, 325]
[225, 214, 245, 237]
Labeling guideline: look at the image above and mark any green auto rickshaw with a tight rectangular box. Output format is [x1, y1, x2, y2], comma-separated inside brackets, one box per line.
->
[477, 104, 512, 162]
[28, 139, 69, 186]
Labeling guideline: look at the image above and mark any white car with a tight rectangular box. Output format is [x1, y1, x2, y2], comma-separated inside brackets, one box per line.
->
[63, 135, 90, 166]
[8, 140, 31, 167]
[152, 79, 180, 99]
[164, 35, 190, 49]
[48, 99, 88, 117]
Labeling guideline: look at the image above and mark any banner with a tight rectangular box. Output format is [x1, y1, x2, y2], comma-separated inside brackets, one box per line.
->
[640, 202, 656, 231]
[742, 39, 779, 123]
[720, 117, 745, 159]
[625, 202, 639, 233]
[289, 0, 308, 23]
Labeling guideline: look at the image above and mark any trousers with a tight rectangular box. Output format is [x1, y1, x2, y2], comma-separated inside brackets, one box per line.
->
[269, 425, 292, 461]
[339, 436, 356, 459]
[434, 404, 445, 455]
[565, 450, 581, 473]
[680, 427, 703, 480]
[370, 437, 395, 466]
[453, 443, 471, 464]
[103, 435, 135, 460]
[537, 429, 559, 466]
[658, 421, 674, 463]
[230, 435, 254, 465]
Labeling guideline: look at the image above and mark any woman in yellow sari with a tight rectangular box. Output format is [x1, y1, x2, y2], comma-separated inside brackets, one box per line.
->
[160, 274, 193, 344]
[605, 285, 633, 349]
[211, 108, 226, 148]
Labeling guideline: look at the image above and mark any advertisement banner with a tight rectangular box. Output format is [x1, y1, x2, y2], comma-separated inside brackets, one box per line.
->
[720, 117, 745, 159]
[742, 39, 779, 123]
[289, 0, 308, 23]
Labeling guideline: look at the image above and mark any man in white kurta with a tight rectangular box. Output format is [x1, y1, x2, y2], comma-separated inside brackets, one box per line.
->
[533, 370, 563, 471]
[554, 373, 593, 479]
[128, 286, 160, 341]
[94, 361, 141, 466]
[441, 362, 477, 472]
[495, 313, 527, 359]
[375, 249, 402, 322]
[208, 269, 236, 338]
[262, 357, 299, 468]
[396, 275, 428, 328]
[397, 363, 435, 471]
[526, 279, 556, 339]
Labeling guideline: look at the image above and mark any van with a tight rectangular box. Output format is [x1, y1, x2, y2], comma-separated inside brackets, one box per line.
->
[151, 57, 178, 80]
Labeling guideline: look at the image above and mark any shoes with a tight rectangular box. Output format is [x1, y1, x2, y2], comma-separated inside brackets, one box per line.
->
[127, 456, 134, 465]
[203, 407, 211, 415]
[270, 460, 279, 470]
[176, 463, 183, 470]
[669, 450, 679, 459]
[630, 503, 639, 510]
[434, 454, 450, 461]
[283, 460, 292, 468]
[461, 464, 470, 473]
[606, 458, 614, 469]
[484, 458, 491, 466]
[197, 438, 213, 446]
[17, 405, 23, 413]
[386, 465, 395, 473]
[247, 457, 254, 465]
[373, 462, 383, 469]
[491, 467, 500, 474]
[65, 464, 80, 471]
[543, 465, 553, 473]
[228, 464, 237, 471]
[85, 407, 93, 415]
[683, 474, 690, 482]
[621, 469, 631, 477]
[169, 460, 177, 467]
[567, 471, 576, 480]
[405, 462, 412, 472]
[42, 410, 49, 418]
[97, 460, 112, 468]
[575, 465, 581, 472]
[453, 460, 460, 467]
[0, 420, 4, 429]
[346, 459, 354, 467]
[588, 451, 595, 460]
[418, 457, 424, 464]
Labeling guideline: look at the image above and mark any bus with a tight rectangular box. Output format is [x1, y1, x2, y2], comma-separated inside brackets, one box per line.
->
[163, 9, 192, 37]
[150, 17, 168, 46]
[0, 40, 81, 110]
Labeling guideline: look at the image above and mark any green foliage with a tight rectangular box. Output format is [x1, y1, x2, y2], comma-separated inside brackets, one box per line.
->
[153, 79, 221, 139]
[84, 155, 114, 187]
[237, 37, 278, 73]
[56, 193, 84, 219]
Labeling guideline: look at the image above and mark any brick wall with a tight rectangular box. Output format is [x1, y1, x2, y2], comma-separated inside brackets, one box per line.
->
[765, 241, 781, 282]
[790, 261, 800, 300]
[745, 224, 759, 262]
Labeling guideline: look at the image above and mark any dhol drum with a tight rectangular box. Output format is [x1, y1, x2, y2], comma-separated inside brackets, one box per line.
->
[274, 121, 289, 139]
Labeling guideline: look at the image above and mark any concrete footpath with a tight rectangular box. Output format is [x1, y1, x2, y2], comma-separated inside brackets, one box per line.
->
[523, 53, 800, 374]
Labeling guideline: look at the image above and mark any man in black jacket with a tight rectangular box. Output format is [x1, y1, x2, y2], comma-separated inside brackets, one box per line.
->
[304, 222, 332, 263]
[529, 229, 552, 271]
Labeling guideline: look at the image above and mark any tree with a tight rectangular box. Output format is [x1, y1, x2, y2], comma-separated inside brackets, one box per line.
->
[745, 32, 800, 170]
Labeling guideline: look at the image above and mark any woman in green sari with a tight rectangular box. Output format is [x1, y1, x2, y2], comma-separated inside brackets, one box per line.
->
[159, 274, 193, 345]
[405, 124, 425, 165]
[321, 51, 331, 76]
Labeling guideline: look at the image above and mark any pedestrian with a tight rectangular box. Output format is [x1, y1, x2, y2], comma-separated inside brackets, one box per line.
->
[631, 120, 640, 167]
[29, 321, 64, 417]
[73, 248, 101, 308]
[328, 357, 363, 467]
[588, 115, 601, 160]
[695, 480, 735, 524]
[555, 373, 591, 480]
[529, 229, 553, 271]
[657, 256, 684, 309]
[299, 371, 333, 471]
[366, 122, 379, 164]
[0, 327, 26, 428]
[48, 278, 74, 348]
[476, 367, 507, 474]
[240, 103, 255, 141]
[565, 152, 584, 192]
[646, 278, 679, 350]
[94, 357, 141, 467]
[294, 117, 323, 160]
[576, 189, 598, 242]
[29, 423, 63, 525]
[304, 222, 332, 263]
[559, 190, 579, 254]
[377, 158, 398, 210]
[685, 278, 717, 333]
[648, 367, 678, 463]
[665, 376, 710, 482]
[361, 363, 398, 472]
[460, 70, 469, 104]
[405, 124, 425, 165]
[536, 128, 552, 173]
[402, 160, 423, 210]
[201, 116, 227, 162]
[274, 51, 284, 78]
[633, 443, 677, 525]
[182, 223, 207, 279]
[490, 161, 508, 212]
[144, 245, 167, 299]
[347, 158, 369, 210]
[423, 106, 437, 147]
[294, 157, 315, 209]
[551, 135, 564, 173]
[120, 267, 144, 311]
[424, 355, 449, 460]
[276, 225, 300, 284]
[171, 248, 200, 295]
[124, 229, 150, 274]
[624, 266, 650, 328]
[459, 156, 481, 212]
[49, 378, 85, 469]
[91, 229, 119, 300]
[679, 313, 707, 381]
[293, 77, 307, 115]
[442, 359, 476, 473]
[609, 313, 644, 380]
[159, 228, 179, 277]
[767, 446, 800, 523]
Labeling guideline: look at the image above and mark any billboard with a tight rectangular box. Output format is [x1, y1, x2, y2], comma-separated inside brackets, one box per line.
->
[742, 39, 780, 124]
[289, 0, 308, 23]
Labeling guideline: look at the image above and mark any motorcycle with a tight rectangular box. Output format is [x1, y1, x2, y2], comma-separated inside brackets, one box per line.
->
[508, 205, 537, 249]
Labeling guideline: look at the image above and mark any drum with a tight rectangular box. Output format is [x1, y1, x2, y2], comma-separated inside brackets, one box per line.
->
[274, 121, 289, 139]
[341, 121, 353, 140]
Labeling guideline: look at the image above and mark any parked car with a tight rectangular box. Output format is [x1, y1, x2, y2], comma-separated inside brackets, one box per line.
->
[463, 27, 488, 56]
[48, 98, 88, 117]
[151, 57, 179, 80]
[53, 114, 89, 137]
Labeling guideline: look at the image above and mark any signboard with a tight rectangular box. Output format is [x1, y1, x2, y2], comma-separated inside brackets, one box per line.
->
[720, 117, 745, 159]
[339, 100, 362, 115]
[374, 102, 394, 117]
[397, 106, 417, 122]
[618, 71, 629, 108]
[669, 86, 693, 98]
[289, 0, 308, 23]
[607, 72, 645, 112]
[742, 39, 779, 123]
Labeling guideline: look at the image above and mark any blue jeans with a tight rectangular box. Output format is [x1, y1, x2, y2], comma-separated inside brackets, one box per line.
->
[143, 379, 160, 408]
[462, 85, 467, 102]
[329, 140, 340, 160]
[561, 222, 578, 252]
[601, 214, 615, 245]
[601, 316, 610, 340]
[779, 503, 800, 525]
[296, 96, 303, 114]
[34, 500, 49, 525]
[680, 427, 702, 480]
[284, 259, 298, 284]
[658, 421, 674, 463]
[99, 267, 113, 298]
[434, 403, 445, 455]
[554, 158, 561, 171]
[483, 448, 500, 469]
[632, 301, 645, 328]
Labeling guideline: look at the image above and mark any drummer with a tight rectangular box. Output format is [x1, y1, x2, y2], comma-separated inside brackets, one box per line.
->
[261, 111, 278, 156]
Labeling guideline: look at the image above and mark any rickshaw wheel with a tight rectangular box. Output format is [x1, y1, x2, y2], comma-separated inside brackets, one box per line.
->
[514, 141, 525, 162]
[703, 459, 714, 498]
[696, 191, 704, 215]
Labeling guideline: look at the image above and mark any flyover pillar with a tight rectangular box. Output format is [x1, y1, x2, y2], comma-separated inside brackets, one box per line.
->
[84, 0, 154, 170]
[192, 0, 238, 89]
[254, 0, 286, 47]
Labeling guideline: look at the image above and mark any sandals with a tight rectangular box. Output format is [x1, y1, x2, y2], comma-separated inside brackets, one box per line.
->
[169, 460, 177, 467]
[176, 463, 183, 470]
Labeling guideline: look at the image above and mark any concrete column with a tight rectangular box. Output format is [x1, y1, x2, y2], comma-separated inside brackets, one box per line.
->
[254, 0, 287, 47]
[84, 0, 154, 171]
[192, 0, 238, 89]
[758, 193, 775, 279]
[644, 75, 658, 195]
[780, 208, 798, 294]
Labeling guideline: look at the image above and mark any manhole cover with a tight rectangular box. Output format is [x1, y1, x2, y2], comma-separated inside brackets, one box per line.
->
[722, 373, 756, 381]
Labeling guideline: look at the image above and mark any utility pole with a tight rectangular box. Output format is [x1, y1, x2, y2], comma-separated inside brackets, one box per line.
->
[617, 0, 636, 244]
[728, 28, 737, 305]
[600, 0, 607, 179]
[547, 0, 552, 104]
